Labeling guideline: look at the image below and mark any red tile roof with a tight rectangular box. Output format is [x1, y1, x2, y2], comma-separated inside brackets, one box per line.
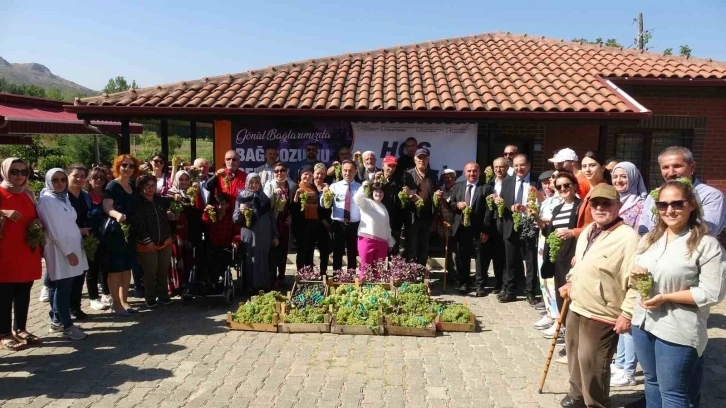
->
[77, 32, 726, 114]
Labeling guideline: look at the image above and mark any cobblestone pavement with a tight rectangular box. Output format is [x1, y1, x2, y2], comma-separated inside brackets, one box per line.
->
[2, 271, 725, 408]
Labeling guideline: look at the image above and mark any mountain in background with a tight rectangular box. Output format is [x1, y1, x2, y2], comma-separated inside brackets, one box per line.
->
[0, 56, 96, 96]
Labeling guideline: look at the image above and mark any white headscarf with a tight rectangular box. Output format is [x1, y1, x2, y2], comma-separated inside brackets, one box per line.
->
[613, 161, 647, 215]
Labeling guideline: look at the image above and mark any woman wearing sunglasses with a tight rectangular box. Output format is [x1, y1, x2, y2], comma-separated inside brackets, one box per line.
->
[139, 152, 175, 195]
[263, 162, 296, 285]
[0, 158, 43, 351]
[37, 168, 89, 340]
[103, 154, 141, 316]
[630, 179, 726, 407]
[610, 161, 648, 387]
[85, 166, 112, 310]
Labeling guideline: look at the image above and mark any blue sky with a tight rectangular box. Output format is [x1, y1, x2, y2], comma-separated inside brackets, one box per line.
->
[1, 0, 724, 91]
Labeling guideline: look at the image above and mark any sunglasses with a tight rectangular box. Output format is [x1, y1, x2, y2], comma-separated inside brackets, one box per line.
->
[225, 158, 238, 162]
[51, 177, 68, 184]
[590, 199, 614, 208]
[120, 163, 135, 169]
[503, 152, 516, 156]
[655, 200, 686, 211]
[555, 183, 572, 191]
[91, 176, 105, 181]
[9, 169, 29, 176]
[273, 169, 286, 173]
[152, 159, 164, 164]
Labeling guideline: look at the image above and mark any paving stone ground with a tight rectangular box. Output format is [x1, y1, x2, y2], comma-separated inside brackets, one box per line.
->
[2, 267, 725, 408]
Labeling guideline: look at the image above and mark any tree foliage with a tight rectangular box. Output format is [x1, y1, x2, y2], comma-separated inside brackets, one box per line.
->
[103, 76, 138, 94]
[679, 45, 693, 58]
[131, 131, 182, 161]
[571, 37, 623, 48]
[0, 77, 88, 101]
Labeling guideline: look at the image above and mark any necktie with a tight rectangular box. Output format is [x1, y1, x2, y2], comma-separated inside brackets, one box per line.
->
[516, 178, 524, 205]
[344, 184, 351, 223]
[465, 184, 473, 207]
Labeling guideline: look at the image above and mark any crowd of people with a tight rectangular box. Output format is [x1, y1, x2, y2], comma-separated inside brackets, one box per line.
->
[1, 139, 725, 407]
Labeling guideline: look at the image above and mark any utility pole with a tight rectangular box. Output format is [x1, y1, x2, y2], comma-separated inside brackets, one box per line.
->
[637, 13, 644, 51]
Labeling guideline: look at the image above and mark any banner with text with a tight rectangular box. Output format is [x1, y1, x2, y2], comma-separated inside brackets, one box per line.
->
[351, 122, 478, 176]
[231, 120, 354, 174]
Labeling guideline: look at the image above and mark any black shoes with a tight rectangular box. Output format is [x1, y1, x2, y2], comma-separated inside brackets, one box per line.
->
[71, 310, 88, 320]
[526, 295, 540, 306]
[498, 293, 517, 303]
[491, 287, 502, 295]
[560, 395, 586, 408]
[475, 287, 487, 297]
[457, 284, 470, 294]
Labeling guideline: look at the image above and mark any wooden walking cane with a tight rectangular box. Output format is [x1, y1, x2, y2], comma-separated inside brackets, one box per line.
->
[537, 297, 569, 394]
[443, 221, 451, 291]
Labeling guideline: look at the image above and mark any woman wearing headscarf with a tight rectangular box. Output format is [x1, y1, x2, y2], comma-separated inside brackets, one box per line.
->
[0, 158, 43, 350]
[166, 170, 197, 295]
[263, 162, 296, 286]
[609, 161, 648, 387]
[37, 168, 88, 340]
[233, 173, 279, 292]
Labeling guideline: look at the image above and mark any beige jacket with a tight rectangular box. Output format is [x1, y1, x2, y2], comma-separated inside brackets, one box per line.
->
[567, 221, 640, 324]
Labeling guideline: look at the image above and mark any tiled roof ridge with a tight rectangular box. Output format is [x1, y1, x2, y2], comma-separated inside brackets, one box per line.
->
[79, 31, 726, 106]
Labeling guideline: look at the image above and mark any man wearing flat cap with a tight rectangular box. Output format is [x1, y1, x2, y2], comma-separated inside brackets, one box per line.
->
[401, 148, 440, 265]
[558, 184, 639, 408]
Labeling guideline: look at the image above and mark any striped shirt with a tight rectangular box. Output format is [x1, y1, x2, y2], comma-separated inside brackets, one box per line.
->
[551, 202, 574, 229]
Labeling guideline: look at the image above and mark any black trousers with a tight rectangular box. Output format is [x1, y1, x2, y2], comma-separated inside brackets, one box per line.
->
[0, 282, 33, 335]
[71, 272, 86, 312]
[405, 220, 432, 266]
[332, 220, 359, 271]
[480, 231, 505, 290]
[300, 219, 331, 274]
[86, 244, 110, 301]
[452, 228, 487, 288]
[503, 236, 540, 297]
[389, 226, 402, 256]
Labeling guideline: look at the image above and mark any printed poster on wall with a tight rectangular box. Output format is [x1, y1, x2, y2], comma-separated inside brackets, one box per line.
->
[351, 122, 478, 176]
[231, 120, 354, 174]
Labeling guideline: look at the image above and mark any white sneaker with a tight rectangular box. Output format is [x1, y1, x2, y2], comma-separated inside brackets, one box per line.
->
[610, 372, 636, 387]
[39, 286, 50, 302]
[543, 325, 564, 339]
[63, 326, 87, 340]
[100, 295, 113, 307]
[89, 299, 109, 311]
[610, 364, 623, 377]
[49, 323, 64, 333]
[533, 316, 555, 330]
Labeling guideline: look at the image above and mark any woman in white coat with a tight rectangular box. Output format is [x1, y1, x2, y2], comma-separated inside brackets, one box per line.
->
[37, 168, 88, 340]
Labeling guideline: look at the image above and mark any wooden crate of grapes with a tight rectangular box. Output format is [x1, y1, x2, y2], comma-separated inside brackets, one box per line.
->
[278, 303, 331, 334]
[330, 315, 385, 335]
[326, 277, 394, 291]
[226, 312, 279, 332]
[226, 291, 284, 332]
[384, 316, 436, 337]
[435, 301, 477, 332]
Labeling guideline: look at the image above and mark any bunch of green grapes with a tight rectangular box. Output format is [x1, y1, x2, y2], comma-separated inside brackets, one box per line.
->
[484, 167, 494, 184]
[299, 191, 309, 211]
[398, 190, 409, 208]
[323, 284, 360, 309]
[438, 303, 474, 323]
[486, 195, 495, 211]
[335, 305, 383, 329]
[322, 190, 334, 208]
[120, 222, 130, 243]
[359, 285, 394, 310]
[243, 208, 253, 228]
[496, 198, 505, 218]
[676, 177, 693, 187]
[276, 198, 287, 212]
[546, 232, 563, 263]
[415, 197, 424, 216]
[169, 201, 183, 218]
[388, 312, 435, 328]
[232, 291, 287, 323]
[649, 188, 660, 215]
[26, 221, 46, 251]
[83, 235, 100, 261]
[334, 163, 342, 181]
[513, 211, 522, 232]
[432, 192, 440, 208]
[283, 306, 326, 323]
[205, 207, 217, 222]
[186, 186, 199, 200]
[462, 206, 472, 227]
[527, 190, 539, 213]
[632, 272, 654, 301]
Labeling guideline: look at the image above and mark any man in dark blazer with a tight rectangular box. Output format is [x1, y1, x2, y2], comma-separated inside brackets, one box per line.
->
[448, 162, 495, 297]
[380, 155, 404, 256]
[402, 148, 440, 265]
[355, 151, 381, 183]
[497, 154, 542, 304]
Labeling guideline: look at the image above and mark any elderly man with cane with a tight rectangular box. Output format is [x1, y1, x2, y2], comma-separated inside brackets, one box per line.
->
[553, 184, 639, 408]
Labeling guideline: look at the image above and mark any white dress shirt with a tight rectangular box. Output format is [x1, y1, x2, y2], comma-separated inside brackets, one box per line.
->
[494, 178, 503, 195]
[507, 167, 514, 177]
[323, 179, 362, 223]
[515, 173, 532, 206]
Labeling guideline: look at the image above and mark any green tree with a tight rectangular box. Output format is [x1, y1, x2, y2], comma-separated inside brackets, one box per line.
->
[131, 131, 183, 161]
[103, 76, 138, 94]
[571, 37, 622, 47]
[56, 135, 118, 166]
[663, 48, 673, 56]
[679, 45, 693, 58]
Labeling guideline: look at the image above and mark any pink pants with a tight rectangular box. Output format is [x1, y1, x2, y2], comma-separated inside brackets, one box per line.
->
[357, 236, 388, 278]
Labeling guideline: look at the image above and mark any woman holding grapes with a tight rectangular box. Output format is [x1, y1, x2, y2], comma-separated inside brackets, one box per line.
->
[291, 165, 323, 273]
[264, 162, 296, 284]
[630, 180, 726, 407]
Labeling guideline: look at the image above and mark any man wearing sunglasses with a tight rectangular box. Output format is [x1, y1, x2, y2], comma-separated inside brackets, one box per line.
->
[205, 150, 247, 204]
[255, 146, 280, 188]
[637, 146, 726, 236]
[557, 184, 639, 408]
[290, 142, 323, 182]
[503, 145, 517, 176]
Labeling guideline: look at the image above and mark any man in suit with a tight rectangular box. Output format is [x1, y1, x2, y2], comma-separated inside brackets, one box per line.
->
[448, 162, 495, 297]
[438, 169, 459, 280]
[402, 148, 440, 265]
[255, 146, 279, 188]
[497, 154, 542, 304]
[481, 157, 508, 294]
[355, 151, 380, 183]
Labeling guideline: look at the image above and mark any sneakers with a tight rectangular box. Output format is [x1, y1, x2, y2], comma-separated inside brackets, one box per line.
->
[39, 286, 50, 302]
[89, 299, 109, 311]
[543, 325, 564, 339]
[533, 316, 555, 330]
[71, 310, 88, 320]
[63, 325, 87, 340]
[157, 298, 173, 306]
[610, 371, 636, 387]
[49, 323, 64, 333]
[145, 299, 158, 308]
[610, 364, 623, 377]
[100, 295, 113, 307]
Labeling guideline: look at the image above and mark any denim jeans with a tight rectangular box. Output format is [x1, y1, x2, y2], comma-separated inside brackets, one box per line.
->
[47, 277, 75, 329]
[632, 325, 704, 408]
[615, 332, 638, 376]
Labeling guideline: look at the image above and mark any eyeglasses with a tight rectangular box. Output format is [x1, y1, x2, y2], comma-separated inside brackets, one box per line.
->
[120, 163, 135, 169]
[273, 169, 286, 173]
[91, 176, 105, 181]
[590, 199, 614, 208]
[51, 177, 68, 184]
[555, 183, 572, 191]
[655, 200, 686, 211]
[9, 169, 29, 176]
[152, 159, 164, 164]
[225, 157, 238, 162]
